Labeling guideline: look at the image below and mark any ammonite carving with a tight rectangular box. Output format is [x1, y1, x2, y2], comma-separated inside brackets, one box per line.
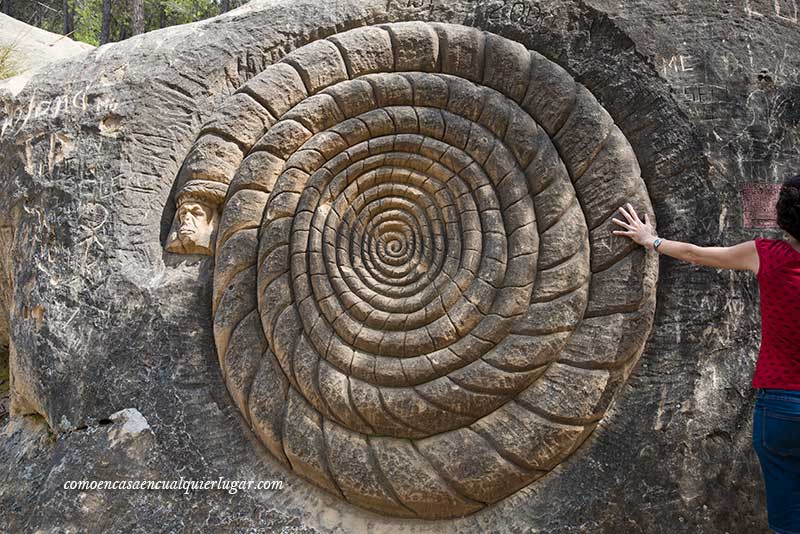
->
[170, 22, 658, 519]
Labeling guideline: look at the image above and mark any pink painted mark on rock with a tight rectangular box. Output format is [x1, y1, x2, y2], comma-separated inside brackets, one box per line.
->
[742, 184, 782, 228]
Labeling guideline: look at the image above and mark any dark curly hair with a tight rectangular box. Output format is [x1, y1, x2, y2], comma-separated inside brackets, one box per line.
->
[777, 174, 800, 241]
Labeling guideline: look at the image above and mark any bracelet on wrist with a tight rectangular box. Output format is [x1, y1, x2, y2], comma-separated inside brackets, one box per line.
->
[653, 237, 664, 251]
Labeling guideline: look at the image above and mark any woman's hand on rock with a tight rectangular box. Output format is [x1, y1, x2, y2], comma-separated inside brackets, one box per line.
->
[612, 203, 657, 248]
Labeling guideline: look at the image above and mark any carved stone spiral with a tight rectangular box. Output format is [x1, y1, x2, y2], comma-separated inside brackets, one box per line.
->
[187, 22, 658, 519]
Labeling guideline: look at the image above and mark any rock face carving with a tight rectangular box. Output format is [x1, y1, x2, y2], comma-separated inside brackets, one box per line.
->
[166, 159, 230, 255]
[169, 22, 659, 519]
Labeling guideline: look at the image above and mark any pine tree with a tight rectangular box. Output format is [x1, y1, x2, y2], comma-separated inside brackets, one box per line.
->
[63, 0, 75, 36]
[99, 0, 112, 44]
[132, 0, 144, 35]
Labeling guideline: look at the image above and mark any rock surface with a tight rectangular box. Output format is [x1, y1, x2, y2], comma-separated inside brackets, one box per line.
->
[0, 0, 798, 532]
[0, 13, 93, 96]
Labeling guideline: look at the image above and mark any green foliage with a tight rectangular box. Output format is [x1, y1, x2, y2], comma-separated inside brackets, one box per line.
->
[4, 0, 248, 47]
[4, 0, 62, 34]
[0, 43, 18, 81]
[159, 0, 223, 24]
[75, 0, 102, 46]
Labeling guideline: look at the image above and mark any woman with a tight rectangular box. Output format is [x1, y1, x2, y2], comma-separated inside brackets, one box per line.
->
[613, 175, 800, 534]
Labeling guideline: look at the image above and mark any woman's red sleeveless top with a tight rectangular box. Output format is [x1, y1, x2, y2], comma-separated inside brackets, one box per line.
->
[753, 238, 800, 390]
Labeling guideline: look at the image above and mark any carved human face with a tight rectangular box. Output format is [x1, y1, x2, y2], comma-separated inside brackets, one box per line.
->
[177, 202, 213, 240]
[166, 200, 218, 255]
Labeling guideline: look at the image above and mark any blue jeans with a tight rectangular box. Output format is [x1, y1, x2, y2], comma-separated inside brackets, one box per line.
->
[753, 389, 800, 534]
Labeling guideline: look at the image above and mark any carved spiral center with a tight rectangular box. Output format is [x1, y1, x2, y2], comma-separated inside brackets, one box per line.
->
[287, 112, 537, 372]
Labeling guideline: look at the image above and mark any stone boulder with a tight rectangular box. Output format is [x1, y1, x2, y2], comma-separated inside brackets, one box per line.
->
[0, 1, 797, 532]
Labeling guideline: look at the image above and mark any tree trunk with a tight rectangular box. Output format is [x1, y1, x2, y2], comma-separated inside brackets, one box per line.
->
[63, 0, 75, 36]
[132, 0, 144, 36]
[221, 0, 230, 13]
[100, 0, 112, 44]
[158, 0, 166, 29]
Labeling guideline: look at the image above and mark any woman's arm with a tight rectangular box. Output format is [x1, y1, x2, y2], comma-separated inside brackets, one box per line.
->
[612, 204, 760, 273]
